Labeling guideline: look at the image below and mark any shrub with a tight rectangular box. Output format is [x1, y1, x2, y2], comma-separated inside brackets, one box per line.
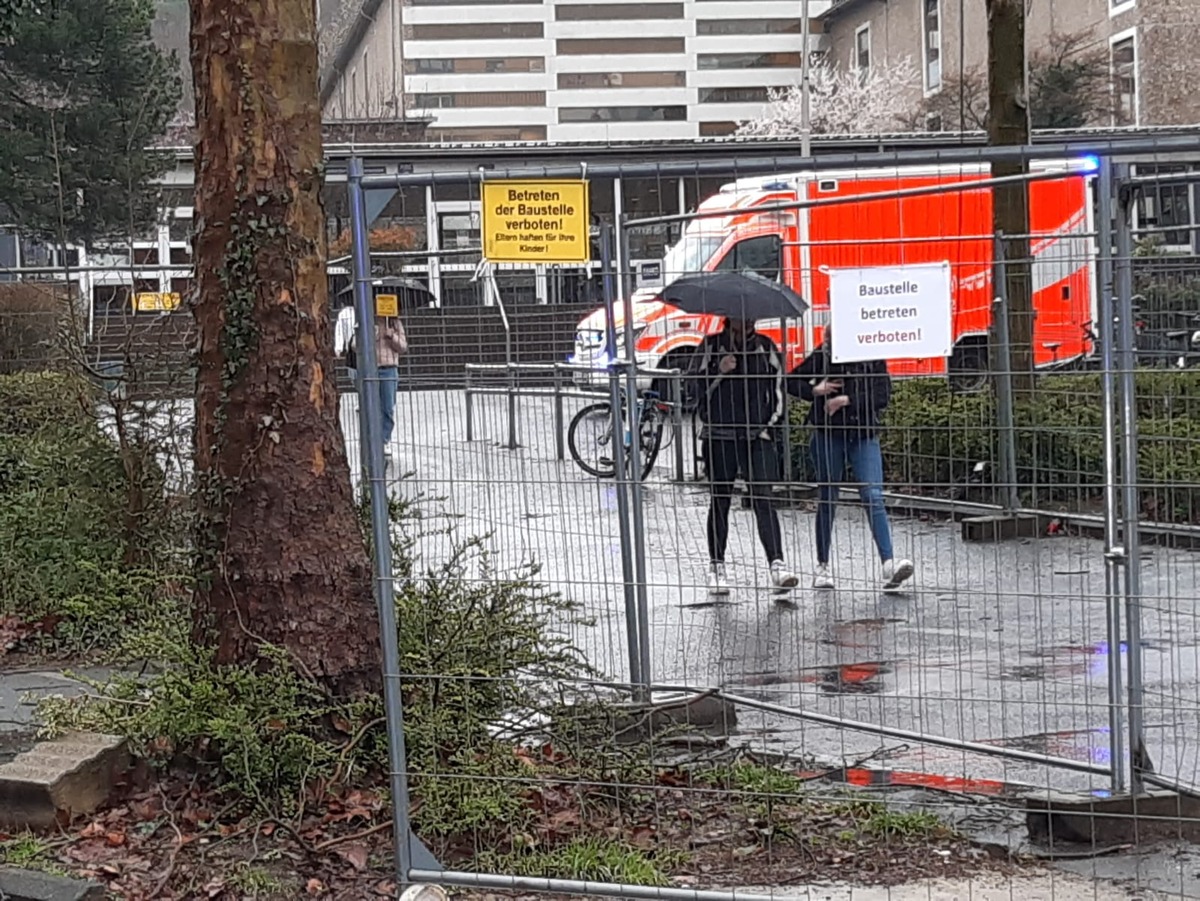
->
[39, 497, 595, 841]
[790, 370, 1200, 522]
[0, 283, 74, 374]
[0, 371, 178, 651]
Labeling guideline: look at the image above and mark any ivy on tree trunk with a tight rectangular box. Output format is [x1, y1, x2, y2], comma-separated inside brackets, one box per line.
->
[189, 0, 382, 695]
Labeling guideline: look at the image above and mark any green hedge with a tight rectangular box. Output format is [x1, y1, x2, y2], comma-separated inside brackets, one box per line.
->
[0, 372, 138, 630]
[789, 370, 1200, 524]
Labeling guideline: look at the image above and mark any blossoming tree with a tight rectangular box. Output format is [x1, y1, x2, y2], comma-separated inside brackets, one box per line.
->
[736, 56, 921, 137]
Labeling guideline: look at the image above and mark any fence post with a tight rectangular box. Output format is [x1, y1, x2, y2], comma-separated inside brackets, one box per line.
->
[780, 319, 794, 485]
[347, 157, 415, 886]
[1113, 163, 1148, 792]
[618, 213, 653, 694]
[1096, 156, 1127, 794]
[599, 222, 643, 690]
[991, 236, 1021, 514]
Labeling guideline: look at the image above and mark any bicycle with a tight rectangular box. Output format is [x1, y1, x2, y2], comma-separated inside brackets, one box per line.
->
[567, 388, 673, 480]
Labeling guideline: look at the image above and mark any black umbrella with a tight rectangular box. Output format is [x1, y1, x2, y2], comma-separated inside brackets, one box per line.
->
[660, 270, 807, 321]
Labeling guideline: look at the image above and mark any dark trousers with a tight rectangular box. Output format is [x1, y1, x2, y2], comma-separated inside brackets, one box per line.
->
[706, 434, 784, 565]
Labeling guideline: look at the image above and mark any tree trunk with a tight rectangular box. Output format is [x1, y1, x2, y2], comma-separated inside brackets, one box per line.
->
[986, 0, 1033, 389]
[189, 0, 382, 695]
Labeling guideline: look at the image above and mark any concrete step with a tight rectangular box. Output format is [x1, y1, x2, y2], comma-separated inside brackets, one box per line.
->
[0, 733, 129, 831]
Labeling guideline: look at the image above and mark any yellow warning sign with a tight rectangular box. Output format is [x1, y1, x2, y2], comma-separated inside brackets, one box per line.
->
[132, 292, 181, 312]
[375, 293, 399, 317]
[482, 180, 590, 264]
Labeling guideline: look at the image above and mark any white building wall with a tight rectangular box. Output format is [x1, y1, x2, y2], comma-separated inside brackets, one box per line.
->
[331, 0, 831, 138]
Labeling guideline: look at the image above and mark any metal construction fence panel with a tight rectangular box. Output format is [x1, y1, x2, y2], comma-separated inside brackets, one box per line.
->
[5, 136, 1200, 898]
[340, 140, 1200, 900]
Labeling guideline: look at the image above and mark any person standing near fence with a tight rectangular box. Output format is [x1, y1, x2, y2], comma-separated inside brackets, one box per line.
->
[334, 297, 408, 463]
[691, 318, 798, 596]
[791, 329, 913, 592]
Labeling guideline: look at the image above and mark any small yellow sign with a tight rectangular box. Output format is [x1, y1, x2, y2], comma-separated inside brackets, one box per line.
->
[132, 292, 181, 312]
[482, 180, 590, 264]
[375, 293, 399, 317]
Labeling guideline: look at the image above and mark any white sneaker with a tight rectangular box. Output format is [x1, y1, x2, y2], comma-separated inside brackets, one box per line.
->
[770, 560, 799, 590]
[882, 558, 915, 592]
[813, 564, 835, 590]
[707, 564, 730, 597]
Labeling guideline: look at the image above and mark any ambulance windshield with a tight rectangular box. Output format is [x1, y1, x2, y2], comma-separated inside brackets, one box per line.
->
[661, 230, 724, 284]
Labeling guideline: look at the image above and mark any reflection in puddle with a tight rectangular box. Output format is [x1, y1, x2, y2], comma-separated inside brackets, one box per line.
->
[982, 726, 1113, 766]
[999, 640, 1163, 682]
[736, 660, 894, 695]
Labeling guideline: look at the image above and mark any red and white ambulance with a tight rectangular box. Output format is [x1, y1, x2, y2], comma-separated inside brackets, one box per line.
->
[570, 159, 1097, 389]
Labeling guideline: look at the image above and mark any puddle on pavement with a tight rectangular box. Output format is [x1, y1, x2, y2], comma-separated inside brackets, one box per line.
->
[815, 766, 1019, 797]
[999, 639, 1164, 682]
[981, 726, 1112, 765]
[735, 660, 895, 695]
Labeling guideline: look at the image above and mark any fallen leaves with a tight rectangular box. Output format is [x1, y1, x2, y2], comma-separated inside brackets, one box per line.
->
[16, 760, 1014, 901]
[334, 842, 369, 871]
[0, 613, 59, 657]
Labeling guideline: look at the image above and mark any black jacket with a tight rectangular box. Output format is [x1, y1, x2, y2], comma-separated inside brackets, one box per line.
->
[790, 344, 891, 438]
[688, 329, 786, 439]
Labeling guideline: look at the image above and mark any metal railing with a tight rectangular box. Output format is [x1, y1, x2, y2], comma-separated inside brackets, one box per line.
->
[463, 360, 688, 482]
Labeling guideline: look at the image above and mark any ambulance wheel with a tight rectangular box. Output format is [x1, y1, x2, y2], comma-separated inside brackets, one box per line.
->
[949, 342, 989, 394]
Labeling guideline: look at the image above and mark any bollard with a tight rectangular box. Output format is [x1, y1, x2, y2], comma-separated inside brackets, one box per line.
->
[465, 381, 474, 443]
[553, 364, 565, 461]
[669, 369, 684, 482]
[506, 363, 519, 451]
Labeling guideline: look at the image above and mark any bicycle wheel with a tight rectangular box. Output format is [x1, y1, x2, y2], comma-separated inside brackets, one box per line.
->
[637, 407, 665, 479]
[568, 402, 618, 478]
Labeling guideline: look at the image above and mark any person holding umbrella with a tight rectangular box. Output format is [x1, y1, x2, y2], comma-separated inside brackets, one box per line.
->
[667, 271, 805, 596]
[791, 327, 914, 592]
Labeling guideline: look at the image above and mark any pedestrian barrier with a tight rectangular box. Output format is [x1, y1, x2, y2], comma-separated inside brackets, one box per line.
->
[463, 360, 688, 479]
[332, 137, 1200, 899]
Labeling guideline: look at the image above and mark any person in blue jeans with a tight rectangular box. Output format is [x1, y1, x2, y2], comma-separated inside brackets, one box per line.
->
[334, 300, 407, 463]
[791, 330, 914, 592]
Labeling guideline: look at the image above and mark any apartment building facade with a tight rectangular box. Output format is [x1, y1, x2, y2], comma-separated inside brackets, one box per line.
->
[817, 0, 1200, 129]
[320, 0, 830, 141]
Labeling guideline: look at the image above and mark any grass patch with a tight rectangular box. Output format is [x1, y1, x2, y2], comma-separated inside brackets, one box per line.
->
[0, 832, 68, 875]
[477, 838, 684, 886]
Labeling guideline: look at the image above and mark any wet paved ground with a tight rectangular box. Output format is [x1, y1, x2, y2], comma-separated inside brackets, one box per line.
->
[98, 391, 1200, 798]
[359, 389, 1200, 798]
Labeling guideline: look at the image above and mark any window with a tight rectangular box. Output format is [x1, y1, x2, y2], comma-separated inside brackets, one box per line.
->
[697, 52, 802, 70]
[558, 105, 687, 123]
[558, 71, 686, 89]
[698, 121, 739, 136]
[854, 24, 871, 74]
[1110, 32, 1137, 126]
[714, 235, 782, 282]
[406, 57, 545, 74]
[557, 37, 685, 54]
[1135, 165, 1195, 250]
[408, 0, 542, 5]
[409, 91, 546, 108]
[696, 19, 800, 35]
[428, 126, 548, 141]
[556, 3, 683, 19]
[924, 0, 941, 93]
[361, 49, 370, 115]
[698, 86, 771, 104]
[1110, 0, 1136, 16]
[409, 22, 543, 39]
